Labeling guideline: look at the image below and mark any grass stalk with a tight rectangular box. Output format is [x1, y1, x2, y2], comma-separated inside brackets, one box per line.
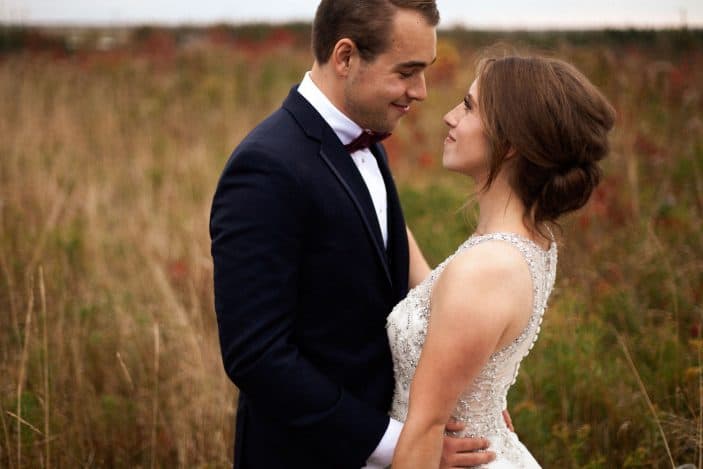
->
[16, 273, 34, 469]
[0, 238, 19, 340]
[0, 399, 14, 469]
[27, 191, 67, 276]
[116, 352, 135, 391]
[698, 314, 702, 469]
[5, 412, 43, 437]
[616, 331, 675, 468]
[39, 266, 50, 469]
[646, 221, 679, 317]
[151, 322, 160, 469]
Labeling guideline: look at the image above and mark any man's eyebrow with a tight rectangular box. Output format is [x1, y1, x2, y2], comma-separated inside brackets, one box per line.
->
[396, 57, 437, 68]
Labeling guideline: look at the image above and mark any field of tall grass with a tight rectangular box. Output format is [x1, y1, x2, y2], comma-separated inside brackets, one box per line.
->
[1, 25, 702, 467]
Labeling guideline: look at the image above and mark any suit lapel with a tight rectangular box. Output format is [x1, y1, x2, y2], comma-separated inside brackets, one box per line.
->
[282, 87, 392, 287]
[371, 143, 409, 300]
[319, 131, 392, 287]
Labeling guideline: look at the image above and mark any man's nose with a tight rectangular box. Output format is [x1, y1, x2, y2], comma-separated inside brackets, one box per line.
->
[407, 73, 427, 101]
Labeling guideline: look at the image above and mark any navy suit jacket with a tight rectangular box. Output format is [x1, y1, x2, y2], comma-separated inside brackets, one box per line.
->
[210, 86, 410, 468]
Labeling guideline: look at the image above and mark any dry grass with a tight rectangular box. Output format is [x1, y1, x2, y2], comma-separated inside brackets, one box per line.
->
[0, 51, 251, 467]
[1, 27, 702, 467]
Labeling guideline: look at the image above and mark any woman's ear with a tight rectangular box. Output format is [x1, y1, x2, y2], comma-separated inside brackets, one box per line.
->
[331, 38, 356, 77]
[505, 146, 518, 160]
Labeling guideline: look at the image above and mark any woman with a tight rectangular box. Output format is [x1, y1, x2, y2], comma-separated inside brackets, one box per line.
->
[387, 54, 615, 468]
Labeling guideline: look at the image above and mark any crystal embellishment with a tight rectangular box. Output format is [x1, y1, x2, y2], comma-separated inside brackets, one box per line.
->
[386, 232, 558, 467]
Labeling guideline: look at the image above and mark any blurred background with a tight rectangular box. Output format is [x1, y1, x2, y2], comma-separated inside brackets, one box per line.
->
[1, 1, 702, 467]
[3, 0, 702, 28]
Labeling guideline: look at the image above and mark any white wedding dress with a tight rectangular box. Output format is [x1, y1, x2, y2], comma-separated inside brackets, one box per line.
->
[387, 232, 558, 468]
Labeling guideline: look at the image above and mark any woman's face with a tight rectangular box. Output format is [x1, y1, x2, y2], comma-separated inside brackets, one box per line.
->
[441, 78, 490, 180]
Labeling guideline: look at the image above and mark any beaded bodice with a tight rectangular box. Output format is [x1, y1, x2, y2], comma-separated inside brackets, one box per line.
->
[387, 232, 557, 440]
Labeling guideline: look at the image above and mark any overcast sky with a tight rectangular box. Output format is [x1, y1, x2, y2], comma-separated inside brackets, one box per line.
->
[2, 0, 700, 29]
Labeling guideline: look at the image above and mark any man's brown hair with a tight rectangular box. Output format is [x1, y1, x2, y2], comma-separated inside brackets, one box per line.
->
[312, 0, 439, 63]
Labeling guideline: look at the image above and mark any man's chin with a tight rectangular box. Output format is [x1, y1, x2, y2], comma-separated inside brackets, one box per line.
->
[381, 117, 404, 133]
[368, 122, 394, 134]
[363, 114, 400, 133]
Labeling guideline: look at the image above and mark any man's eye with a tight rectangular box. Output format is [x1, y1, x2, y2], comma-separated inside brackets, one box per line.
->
[399, 71, 413, 78]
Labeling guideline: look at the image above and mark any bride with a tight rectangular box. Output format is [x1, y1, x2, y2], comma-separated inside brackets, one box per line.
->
[387, 54, 615, 468]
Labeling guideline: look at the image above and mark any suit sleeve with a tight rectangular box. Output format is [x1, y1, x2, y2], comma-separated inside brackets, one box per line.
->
[210, 148, 390, 464]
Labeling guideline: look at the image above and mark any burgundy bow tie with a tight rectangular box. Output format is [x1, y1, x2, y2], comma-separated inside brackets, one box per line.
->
[344, 130, 391, 154]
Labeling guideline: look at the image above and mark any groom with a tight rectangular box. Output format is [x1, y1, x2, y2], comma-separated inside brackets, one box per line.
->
[210, 1, 496, 467]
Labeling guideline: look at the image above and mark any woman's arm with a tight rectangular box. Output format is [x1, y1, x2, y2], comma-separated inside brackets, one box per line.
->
[392, 241, 532, 468]
[407, 226, 431, 289]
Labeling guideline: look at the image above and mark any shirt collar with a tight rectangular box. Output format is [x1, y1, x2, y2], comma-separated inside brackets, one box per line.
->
[297, 71, 362, 146]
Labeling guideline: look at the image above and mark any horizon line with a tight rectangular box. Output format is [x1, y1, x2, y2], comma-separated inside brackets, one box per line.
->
[2, 18, 701, 32]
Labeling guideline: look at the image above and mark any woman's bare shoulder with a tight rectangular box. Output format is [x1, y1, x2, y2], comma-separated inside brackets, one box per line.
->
[432, 240, 532, 325]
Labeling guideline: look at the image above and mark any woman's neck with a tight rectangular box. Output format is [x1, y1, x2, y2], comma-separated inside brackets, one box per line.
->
[473, 174, 545, 245]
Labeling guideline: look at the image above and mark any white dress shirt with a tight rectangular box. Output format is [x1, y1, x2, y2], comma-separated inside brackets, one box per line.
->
[297, 72, 403, 468]
[297, 72, 388, 247]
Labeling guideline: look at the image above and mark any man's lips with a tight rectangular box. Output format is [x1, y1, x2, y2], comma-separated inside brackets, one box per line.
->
[392, 103, 411, 112]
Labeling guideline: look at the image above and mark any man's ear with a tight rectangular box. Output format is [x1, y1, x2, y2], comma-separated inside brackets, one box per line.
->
[331, 38, 356, 77]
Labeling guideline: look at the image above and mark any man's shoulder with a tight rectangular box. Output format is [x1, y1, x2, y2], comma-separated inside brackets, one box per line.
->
[218, 102, 320, 181]
[238, 104, 314, 154]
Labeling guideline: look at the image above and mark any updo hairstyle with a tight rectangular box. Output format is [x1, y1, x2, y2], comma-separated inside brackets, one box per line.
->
[476, 55, 616, 231]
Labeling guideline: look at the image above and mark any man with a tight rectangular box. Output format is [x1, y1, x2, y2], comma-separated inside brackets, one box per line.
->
[210, 1, 496, 467]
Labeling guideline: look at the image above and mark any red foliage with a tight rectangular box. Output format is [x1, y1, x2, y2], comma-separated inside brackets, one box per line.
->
[232, 27, 299, 59]
[668, 60, 693, 100]
[6, 30, 70, 60]
[206, 25, 236, 47]
[427, 40, 460, 86]
[383, 134, 402, 166]
[693, 282, 703, 305]
[134, 29, 177, 61]
[24, 31, 64, 52]
[267, 28, 296, 48]
[633, 132, 660, 157]
[71, 47, 132, 71]
[578, 175, 628, 229]
[418, 151, 434, 169]
[167, 259, 189, 283]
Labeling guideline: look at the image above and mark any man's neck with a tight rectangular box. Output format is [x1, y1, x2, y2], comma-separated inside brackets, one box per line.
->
[310, 62, 346, 116]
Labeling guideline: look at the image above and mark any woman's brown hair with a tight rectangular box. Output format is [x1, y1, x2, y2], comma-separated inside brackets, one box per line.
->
[476, 55, 616, 234]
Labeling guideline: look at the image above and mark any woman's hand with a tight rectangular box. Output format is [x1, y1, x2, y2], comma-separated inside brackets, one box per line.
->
[503, 409, 514, 432]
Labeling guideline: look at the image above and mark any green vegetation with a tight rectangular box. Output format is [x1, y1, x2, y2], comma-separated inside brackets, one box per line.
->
[1, 25, 701, 467]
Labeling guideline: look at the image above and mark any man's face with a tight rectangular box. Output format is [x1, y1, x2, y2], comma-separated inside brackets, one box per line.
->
[342, 9, 437, 133]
